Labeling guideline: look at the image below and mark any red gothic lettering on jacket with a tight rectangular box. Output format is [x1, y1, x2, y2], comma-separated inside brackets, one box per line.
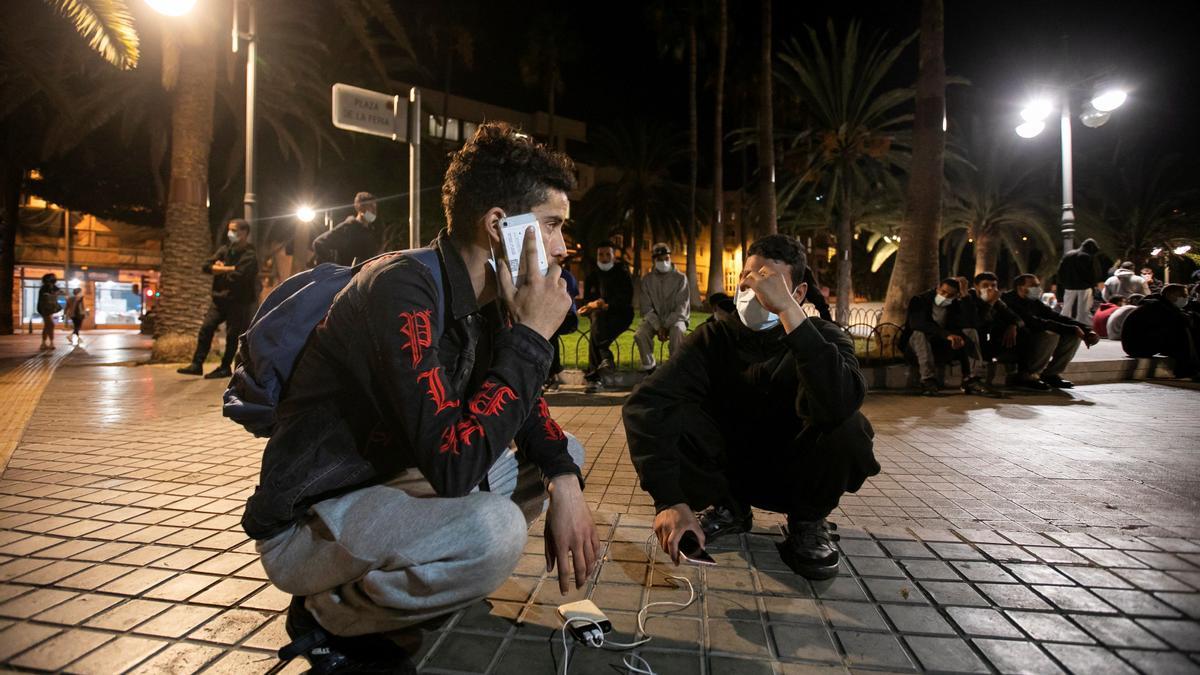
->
[469, 381, 518, 417]
[537, 398, 566, 441]
[397, 309, 433, 367]
[438, 418, 484, 455]
[416, 367, 460, 414]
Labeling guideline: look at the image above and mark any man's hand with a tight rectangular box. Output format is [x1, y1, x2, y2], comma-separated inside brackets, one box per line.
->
[1002, 325, 1018, 349]
[653, 503, 705, 566]
[498, 229, 571, 340]
[741, 266, 798, 315]
[210, 263, 234, 274]
[1083, 330, 1100, 347]
[948, 334, 965, 350]
[545, 475, 600, 594]
[657, 328, 669, 342]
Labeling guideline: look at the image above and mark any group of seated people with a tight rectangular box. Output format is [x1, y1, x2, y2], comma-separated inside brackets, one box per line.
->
[902, 271, 1200, 394]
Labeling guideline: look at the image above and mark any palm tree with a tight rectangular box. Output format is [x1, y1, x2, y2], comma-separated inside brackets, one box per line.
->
[881, 0, 943, 328]
[1076, 151, 1198, 263]
[706, 0, 728, 298]
[776, 20, 914, 323]
[757, 0, 777, 236]
[519, 16, 573, 149]
[576, 122, 690, 275]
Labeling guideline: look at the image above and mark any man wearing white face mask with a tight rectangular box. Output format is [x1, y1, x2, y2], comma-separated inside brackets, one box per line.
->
[624, 235, 878, 581]
[1121, 284, 1200, 381]
[633, 243, 690, 372]
[312, 191, 382, 266]
[899, 278, 1000, 397]
[1000, 273, 1099, 390]
[580, 241, 634, 392]
[178, 219, 259, 379]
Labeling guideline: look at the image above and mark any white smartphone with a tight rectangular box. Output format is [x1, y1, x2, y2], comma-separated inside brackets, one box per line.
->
[498, 213, 547, 287]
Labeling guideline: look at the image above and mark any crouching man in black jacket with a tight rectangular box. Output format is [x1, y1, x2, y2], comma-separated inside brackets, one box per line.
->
[623, 235, 879, 580]
[243, 123, 597, 673]
[1001, 273, 1100, 390]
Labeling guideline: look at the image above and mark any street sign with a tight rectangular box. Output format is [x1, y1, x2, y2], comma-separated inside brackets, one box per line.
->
[331, 83, 407, 142]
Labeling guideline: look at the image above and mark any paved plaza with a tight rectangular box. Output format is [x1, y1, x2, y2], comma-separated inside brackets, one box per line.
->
[0, 332, 1197, 673]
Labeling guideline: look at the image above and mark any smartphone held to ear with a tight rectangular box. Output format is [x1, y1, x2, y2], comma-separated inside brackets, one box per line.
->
[498, 213, 547, 287]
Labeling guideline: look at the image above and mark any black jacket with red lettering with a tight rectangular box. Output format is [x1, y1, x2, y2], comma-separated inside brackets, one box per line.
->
[241, 230, 580, 540]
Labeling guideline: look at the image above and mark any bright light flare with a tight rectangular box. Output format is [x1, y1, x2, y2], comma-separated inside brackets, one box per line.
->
[296, 206, 316, 223]
[1020, 100, 1053, 122]
[1151, 247, 1163, 256]
[1015, 120, 1045, 138]
[1091, 89, 1128, 112]
[145, 0, 196, 16]
[1174, 244, 1192, 255]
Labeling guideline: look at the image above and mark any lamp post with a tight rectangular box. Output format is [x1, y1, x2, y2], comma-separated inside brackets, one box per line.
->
[1015, 86, 1127, 254]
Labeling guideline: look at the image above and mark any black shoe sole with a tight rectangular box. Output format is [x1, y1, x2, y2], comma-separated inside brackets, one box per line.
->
[776, 541, 840, 580]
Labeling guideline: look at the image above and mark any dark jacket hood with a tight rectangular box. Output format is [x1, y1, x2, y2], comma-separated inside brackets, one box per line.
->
[1080, 238, 1099, 254]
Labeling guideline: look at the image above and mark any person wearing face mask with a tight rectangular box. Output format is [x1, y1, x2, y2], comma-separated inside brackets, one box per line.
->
[1120, 284, 1200, 381]
[623, 234, 878, 581]
[899, 278, 999, 397]
[312, 191, 382, 266]
[633, 243, 690, 373]
[580, 241, 634, 392]
[1000, 273, 1099, 390]
[178, 219, 259, 379]
[958, 272, 1022, 361]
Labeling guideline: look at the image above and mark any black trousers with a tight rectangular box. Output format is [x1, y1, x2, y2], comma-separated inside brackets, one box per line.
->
[192, 301, 254, 370]
[673, 407, 879, 521]
[587, 307, 633, 375]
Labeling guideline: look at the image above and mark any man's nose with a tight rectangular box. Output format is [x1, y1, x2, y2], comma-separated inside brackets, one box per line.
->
[546, 228, 566, 259]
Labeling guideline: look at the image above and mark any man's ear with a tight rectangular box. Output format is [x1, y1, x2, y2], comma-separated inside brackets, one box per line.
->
[482, 207, 506, 247]
[792, 281, 808, 304]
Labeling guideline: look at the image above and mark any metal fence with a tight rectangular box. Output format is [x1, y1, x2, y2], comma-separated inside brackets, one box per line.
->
[558, 306, 902, 372]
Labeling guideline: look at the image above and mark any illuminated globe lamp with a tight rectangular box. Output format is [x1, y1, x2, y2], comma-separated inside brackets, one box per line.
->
[297, 205, 316, 223]
[1015, 99, 1052, 138]
[144, 0, 196, 16]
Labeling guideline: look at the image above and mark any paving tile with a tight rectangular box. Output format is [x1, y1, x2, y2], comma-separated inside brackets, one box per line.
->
[929, 542, 986, 560]
[944, 607, 1022, 641]
[64, 634, 167, 674]
[189, 608, 273, 643]
[821, 600, 888, 630]
[33, 591, 123, 625]
[708, 655, 774, 674]
[899, 559, 959, 580]
[194, 648, 279, 675]
[881, 604, 955, 635]
[1042, 644, 1137, 675]
[761, 596, 822, 625]
[134, 603, 222, 638]
[810, 576, 868, 602]
[1101, 588, 1183, 617]
[755, 567, 813, 597]
[972, 639, 1064, 675]
[1056, 566, 1134, 589]
[142, 571, 222, 601]
[1115, 568, 1193, 592]
[1072, 615, 1168, 649]
[0, 622, 61, 661]
[835, 630, 914, 669]
[977, 583, 1053, 610]
[8, 627, 112, 671]
[85, 598, 174, 631]
[707, 619, 770, 656]
[847, 556, 905, 578]
[1115, 649, 1200, 675]
[125, 642, 224, 675]
[1033, 584, 1118, 613]
[905, 635, 988, 673]
[1004, 563, 1074, 585]
[0, 587, 77, 618]
[1155, 591, 1200, 618]
[952, 561, 1017, 583]
[862, 578, 928, 604]
[1005, 611, 1094, 644]
[1136, 618, 1200, 651]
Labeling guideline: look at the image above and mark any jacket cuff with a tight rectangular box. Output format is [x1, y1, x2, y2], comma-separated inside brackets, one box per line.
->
[780, 316, 827, 361]
[504, 324, 554, 368]
[543, 457, 585, 490]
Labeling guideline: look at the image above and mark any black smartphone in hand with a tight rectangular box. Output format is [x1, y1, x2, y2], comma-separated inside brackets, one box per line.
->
[679, 531, 716, 566]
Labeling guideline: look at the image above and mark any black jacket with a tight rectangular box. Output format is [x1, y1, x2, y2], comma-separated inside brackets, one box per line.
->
[242, 230, 580, 540]
[1120, 295, 1197, 358]
[203, 242, 258, 305]
[312, 215, 380, 266]
[899, 289, 963, 347]
[1056, 238, 1105, 290]
[956, 289, 1020, 332]
[623, 315, 870, 511]
[1001, 290, 1089, 336]
[584, 263, 634, 315]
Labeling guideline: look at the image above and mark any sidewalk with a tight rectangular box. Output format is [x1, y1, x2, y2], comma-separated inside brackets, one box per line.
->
[0, 332, 1197, 673]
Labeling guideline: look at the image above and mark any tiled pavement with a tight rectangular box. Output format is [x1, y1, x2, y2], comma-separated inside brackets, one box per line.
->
[0, 334, 1197, 673]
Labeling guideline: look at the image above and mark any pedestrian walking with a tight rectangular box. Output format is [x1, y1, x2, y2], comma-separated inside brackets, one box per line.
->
[177, 219, 259, 379]
[64, 288, 87, 345]
[1056, 238, 1106, 323]
[37, 273, 62, 351]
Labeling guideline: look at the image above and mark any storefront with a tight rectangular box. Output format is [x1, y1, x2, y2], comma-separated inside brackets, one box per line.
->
[15, 265, 159, 331]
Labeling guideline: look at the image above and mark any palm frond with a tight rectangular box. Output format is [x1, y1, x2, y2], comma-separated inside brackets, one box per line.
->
[49, 0, 139, 69]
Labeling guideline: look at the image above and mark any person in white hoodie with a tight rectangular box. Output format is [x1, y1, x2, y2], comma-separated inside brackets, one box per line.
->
[1103, 262, 1150, 301]
[634, 243, 690, 372]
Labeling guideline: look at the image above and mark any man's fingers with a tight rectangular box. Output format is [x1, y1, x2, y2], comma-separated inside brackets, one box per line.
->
[572, 545, 588, 589]
[544, 533, 555, 572]
[520, 227, 539, 280]
[545, 257, 563, 284]
[556, 543, 572, 593]
[497, 255, 517, 303]
[667, 530, 682, 566]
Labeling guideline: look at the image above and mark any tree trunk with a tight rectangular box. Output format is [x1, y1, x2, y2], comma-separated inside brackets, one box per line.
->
[757, 0, 777, 235]
[973, 223, 1000, 276]
[153, 27, 218, 357]
[881, 0, 945, 327]
[685, 17, 701, 306]
[0, 159, 21, 335]
[835, 193, 853, 324]
[706, 0, 728, 299]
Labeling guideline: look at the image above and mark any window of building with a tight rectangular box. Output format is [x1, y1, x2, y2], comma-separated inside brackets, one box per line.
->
[93, 281, 141, 325]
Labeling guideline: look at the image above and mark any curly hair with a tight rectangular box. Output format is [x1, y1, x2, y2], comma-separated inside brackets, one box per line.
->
[746, 234, 808, 287]
[442, 122, 576, 239]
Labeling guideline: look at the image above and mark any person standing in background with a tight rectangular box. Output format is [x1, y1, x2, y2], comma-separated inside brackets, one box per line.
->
[64, 288, 87, 345]
[580, 241, 634, 393]
[37, 273, 63, 351]
[633, 243, 690, 373]
[312, 192, 381, 266]
[1057, 238, 1105, 323]
[177, 219, 259, 380]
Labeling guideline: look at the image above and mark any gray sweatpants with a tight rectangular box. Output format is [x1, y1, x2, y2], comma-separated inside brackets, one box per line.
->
[634, 319, 687, 369]
[908, 328, 987, 383]
[1062, 289, 1093, 324]
[1023, 331, 1081, 378]
[257, 435, 585, 637]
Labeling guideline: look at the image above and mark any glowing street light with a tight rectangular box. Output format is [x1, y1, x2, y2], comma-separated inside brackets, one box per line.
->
[296, 206, 316, 223]
[1015, 120, 1046, 138]
[1174, 244, 1192, 255]
[1091, 88, 1128, 112]
[1020, 99, 1053, 122]
[1151, 247, 1163, 256]
[144, 0, 195, 16]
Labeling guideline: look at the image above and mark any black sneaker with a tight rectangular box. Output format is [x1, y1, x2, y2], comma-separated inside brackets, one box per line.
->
[176, 363, 203, 376]
[778, 519, 840, 580]
[598, 358, 616, 374]
[697, 502, 753, 543]
[961, 377, 1003, 398]
[1008, 375, 1052, 391]
[279, 596, 415, 674]
[918, 379, 941, 396]
[1041, 375, 1074, 389]
[543, 374, 561, 392]
[204, 366, 233, 380]
[584, 380, 604, 394]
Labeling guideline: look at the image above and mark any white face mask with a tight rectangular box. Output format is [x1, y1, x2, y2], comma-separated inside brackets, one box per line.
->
[361, 210, 376, 224]
[1173, 297, 1188, 309]
[933, 293, 954, 307]
[227, 230, 239, 244]
[654, 260, 672, 274]
[597, 260, 614, 272]
[1026, 286, 1043, 300]
[735, 287, 779, 331]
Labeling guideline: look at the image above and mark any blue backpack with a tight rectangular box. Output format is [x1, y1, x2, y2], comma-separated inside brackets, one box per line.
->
[222, 249, 443, 437]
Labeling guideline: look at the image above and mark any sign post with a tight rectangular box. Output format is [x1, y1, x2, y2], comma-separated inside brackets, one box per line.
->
[332, 83, 421, 247]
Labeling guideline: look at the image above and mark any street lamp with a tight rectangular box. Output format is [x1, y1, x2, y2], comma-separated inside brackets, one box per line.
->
[1014, 86, 1128, 253]
[144, 0, 195, 16]
[296, 206, 316, 223]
